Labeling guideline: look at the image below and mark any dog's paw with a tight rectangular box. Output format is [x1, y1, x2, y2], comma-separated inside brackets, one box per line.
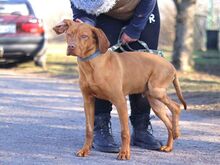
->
[76, 148, 90, 157]
[160, 146, 172, 152]
[117, 150, 130, 160]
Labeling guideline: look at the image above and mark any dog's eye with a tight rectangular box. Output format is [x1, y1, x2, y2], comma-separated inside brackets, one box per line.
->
[81, 34, 88, 39]
[66, 33, 72, 37]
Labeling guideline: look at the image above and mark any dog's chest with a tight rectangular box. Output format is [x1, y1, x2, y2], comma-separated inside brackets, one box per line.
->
[84, 74, 108, 99]
[87, 82, 107, 99]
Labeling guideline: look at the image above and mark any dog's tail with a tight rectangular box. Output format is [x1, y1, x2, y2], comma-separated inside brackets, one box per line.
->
[173, 74, 187, 110]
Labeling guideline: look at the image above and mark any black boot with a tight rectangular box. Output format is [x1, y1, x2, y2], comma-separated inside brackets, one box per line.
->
[130, 114, 162, 150]
[93, 113, 119, 153]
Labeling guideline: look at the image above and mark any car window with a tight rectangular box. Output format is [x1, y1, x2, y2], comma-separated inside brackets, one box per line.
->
[0, 3, 29, 15]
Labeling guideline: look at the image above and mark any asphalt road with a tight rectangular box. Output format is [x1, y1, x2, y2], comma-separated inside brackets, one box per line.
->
[0, 70, 219, 165]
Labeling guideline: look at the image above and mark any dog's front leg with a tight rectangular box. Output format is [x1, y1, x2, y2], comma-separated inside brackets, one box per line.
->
[76, 92, 95, 157]
[112, 96, 130, 160]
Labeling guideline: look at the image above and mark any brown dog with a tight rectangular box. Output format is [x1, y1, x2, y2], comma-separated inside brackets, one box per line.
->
[53, 19, 187, 160]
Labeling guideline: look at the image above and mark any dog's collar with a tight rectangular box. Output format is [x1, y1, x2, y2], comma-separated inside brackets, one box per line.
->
[77, 50, 101, 62]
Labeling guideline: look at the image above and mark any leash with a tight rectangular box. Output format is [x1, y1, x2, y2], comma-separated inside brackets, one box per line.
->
[109, 40, 164, 57]
[108, 27, 164, 57]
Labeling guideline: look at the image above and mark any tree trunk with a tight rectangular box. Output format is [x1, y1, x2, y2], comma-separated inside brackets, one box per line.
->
[172, 0, 196, 71]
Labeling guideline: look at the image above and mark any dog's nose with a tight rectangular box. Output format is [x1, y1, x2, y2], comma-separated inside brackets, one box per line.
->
[67, 44, 76, 56]
[68, 44, 75, 50]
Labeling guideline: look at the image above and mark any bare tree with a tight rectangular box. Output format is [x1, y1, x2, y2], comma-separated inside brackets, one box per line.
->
[172, 0, 197, 71]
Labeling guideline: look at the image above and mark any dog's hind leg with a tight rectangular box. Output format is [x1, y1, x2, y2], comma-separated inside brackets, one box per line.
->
[147, 82, 181, 140]
[147, 95, 174, 152]
[158, 95, 181, 139]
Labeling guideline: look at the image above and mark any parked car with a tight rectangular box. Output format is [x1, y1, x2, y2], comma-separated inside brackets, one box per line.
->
[0, 0, 47, 67]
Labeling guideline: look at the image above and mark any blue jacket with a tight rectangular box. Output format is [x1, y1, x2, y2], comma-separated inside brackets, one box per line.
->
[70, 0, 157, 39]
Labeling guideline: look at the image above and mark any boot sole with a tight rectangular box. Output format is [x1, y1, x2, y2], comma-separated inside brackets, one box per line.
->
[92, 144, 120, 153]
[131, 140, 162, 151]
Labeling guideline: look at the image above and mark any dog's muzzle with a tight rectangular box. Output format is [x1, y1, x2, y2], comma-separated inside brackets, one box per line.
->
[67, 45, 77, 56]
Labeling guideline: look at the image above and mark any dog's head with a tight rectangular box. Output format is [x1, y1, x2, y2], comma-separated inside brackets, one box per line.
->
[53, 19, 110, 58]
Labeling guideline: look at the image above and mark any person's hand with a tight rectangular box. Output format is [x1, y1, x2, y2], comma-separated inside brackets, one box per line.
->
[121, 32, 137, 44]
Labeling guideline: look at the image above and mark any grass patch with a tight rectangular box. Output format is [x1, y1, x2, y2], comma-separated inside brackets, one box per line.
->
[15, 42, 78, 78]
[46, 53, 78, 78]
[178, 72, 220, 92]
[43, 42, 79, 78]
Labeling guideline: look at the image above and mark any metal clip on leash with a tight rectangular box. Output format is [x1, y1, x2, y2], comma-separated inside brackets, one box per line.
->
[108, 27, 127, 52]
[135, 40, 164, 57]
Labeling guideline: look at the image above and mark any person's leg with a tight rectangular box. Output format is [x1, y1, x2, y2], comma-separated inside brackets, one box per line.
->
[130, 1, 160, 116]
[93, 14, 125, 153]
[129, 2, 162, 150]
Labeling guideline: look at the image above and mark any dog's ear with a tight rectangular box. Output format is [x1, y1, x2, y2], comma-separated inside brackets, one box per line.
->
[92, 28, 110, 53]
[53, 19, 73, 35]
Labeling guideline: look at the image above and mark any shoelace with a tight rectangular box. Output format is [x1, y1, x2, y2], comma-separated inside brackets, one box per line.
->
[100, 121, 113, 138]
[147, 115, 155, 135]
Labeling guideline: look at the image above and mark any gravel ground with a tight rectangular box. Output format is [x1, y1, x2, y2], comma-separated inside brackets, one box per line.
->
[0, 70, 220, 165]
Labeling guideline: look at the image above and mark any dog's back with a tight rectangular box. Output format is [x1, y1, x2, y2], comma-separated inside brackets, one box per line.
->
[108, 51, 176, 94]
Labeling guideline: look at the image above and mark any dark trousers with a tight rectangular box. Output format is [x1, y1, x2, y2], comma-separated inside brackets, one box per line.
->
[95, 3, 160, 116]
